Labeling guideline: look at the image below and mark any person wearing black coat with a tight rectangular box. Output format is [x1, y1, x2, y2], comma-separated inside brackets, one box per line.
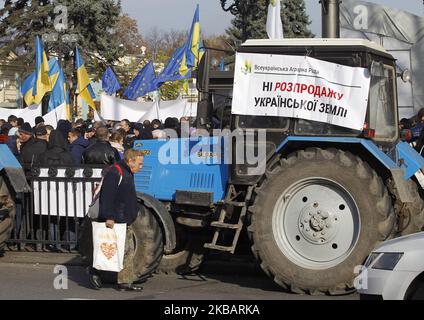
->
[56, 120, 72, 141]
[36, 130, 75, 252]
[68, 128, 89, 165]
[19, 123, 48, 165]
[89, 149, 145, 291]
[82, 127, 120, 165]
[133, 123, 153, 141]
[37, 130, 74, 166]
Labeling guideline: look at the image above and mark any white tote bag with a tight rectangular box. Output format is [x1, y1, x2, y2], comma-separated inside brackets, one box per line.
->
[92, 222, 127, 272]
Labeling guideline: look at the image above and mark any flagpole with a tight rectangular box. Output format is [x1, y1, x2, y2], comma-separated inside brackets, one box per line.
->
[156, 91, 160, 120]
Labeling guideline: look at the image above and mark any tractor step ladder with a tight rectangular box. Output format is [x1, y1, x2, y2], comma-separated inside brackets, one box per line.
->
[204, 186, 254, 254]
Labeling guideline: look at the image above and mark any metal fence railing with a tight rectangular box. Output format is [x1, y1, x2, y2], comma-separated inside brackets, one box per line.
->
[6, 166, 104, 252]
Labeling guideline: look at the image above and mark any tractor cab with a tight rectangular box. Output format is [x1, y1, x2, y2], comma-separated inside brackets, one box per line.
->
[199, 38, 399, 146]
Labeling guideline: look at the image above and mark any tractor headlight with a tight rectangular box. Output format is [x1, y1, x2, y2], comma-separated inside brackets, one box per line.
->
[371, 252, 403, 271]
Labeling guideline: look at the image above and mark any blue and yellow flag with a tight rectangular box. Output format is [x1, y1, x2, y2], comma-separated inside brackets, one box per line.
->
[180, 5, 200, 76]
[32, 36, 51, 104]
[47, 57, 70, 114]
[48, 58, 61, 87]
[48, 70, 67, 112]
[75, 47, 96, 109]
[155, 45, 192, 88]
[21, 72, 36, 106]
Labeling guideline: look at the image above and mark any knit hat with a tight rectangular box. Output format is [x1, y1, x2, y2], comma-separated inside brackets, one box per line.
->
[35, 126, 47, 136]
[35, 116, 45, 126]
[18, 122, 33, 135]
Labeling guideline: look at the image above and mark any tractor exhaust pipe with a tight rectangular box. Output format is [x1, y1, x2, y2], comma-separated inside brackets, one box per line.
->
[321, 0, 341, 38]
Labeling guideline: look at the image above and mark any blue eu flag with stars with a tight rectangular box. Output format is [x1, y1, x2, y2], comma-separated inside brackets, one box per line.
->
[123, 61, 158, 100]
[155, 45, 192, 88]
[101, 66, 121, 96]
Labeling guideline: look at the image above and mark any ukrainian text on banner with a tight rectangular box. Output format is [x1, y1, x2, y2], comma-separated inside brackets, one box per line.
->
[231, 53, 371, 130]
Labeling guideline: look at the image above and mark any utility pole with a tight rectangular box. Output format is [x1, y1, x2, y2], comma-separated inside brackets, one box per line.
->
[320, 0, 341, 38]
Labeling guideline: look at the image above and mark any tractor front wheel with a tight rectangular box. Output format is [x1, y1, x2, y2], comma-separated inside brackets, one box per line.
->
[0, 176, 15, 255]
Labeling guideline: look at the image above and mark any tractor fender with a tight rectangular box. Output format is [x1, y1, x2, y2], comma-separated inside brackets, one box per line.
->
[137, 192, 176, 254]
[275, 136, 419, 203]
[0, 145, 30, 193]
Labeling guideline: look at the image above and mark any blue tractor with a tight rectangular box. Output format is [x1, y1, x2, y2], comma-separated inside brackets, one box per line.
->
[1, 37, 423, 294]
[130, 37, 424, 294]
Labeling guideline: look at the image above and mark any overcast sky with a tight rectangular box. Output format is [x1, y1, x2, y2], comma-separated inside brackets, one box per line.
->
[120, 0, 423, 37]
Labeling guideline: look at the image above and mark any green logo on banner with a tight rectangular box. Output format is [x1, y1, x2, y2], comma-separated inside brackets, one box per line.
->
[241, 60, 252, 75]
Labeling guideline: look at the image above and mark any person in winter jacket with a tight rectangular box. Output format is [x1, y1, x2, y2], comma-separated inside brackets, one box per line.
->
[109, 132, 125, 159]
[37, 130, 74, 166]
[19, 123, 48, 165]
[89, 148, 145, 292]
[56, 120, 72, 141]
[82, 127, 120, 165]
[68, 128, 89, 165]
[133, 123, 153, 141]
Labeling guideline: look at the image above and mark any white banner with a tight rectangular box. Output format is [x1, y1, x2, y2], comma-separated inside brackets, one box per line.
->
[100, 95, 197, 122]
[232, 53, 371, 130]
[100, 94, 157, 122]
[157, 98, 197, 121]
[0, 104, 42, 127]
[43, 103, 68, 127]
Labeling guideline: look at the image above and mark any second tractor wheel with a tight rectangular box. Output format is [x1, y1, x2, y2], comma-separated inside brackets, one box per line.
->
[249, 148, 396, 295]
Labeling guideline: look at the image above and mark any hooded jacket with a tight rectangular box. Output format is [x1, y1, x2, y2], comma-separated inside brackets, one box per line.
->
[82, 140, 120, 165]
[70, 137, 89, 165]
[37, 130, 74, 166]
[20, 137, 48, 165]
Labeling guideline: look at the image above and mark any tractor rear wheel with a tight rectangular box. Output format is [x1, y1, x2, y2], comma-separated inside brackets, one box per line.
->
[0, 176, 15, 255]
[157, 226, 205, 275]
[131, 204, 164, 281]
[248, 148, 395, 295]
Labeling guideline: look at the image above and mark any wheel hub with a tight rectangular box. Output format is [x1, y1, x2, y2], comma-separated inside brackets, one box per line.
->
[299, 205, 337, 244]
[272, 177, 361, 270]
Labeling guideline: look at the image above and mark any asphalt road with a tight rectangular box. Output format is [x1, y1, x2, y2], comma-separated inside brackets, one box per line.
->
[0, 252, 359, 300]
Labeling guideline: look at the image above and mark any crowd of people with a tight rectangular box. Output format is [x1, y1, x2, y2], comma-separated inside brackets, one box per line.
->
[0, 115, 195, 168]
[0, 114, 195, 253]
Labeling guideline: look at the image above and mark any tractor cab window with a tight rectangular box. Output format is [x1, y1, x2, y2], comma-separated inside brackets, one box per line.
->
[211, 90, 232, 130]
[238, 115, 289, 130]
[368, 62, 397, 142]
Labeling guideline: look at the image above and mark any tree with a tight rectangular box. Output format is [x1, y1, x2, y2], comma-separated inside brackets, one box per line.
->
[0, 0, 123, 80]
[221, 0, 267, 44]
[115, 14, 145, 55]
[282, 0, 313, 38]
[220, 0, 312, 47]
[203, 34, 233, 69]
[144, 27, 187, 61]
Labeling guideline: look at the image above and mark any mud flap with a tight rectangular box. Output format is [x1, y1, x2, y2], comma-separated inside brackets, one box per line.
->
[390, 168, 414, 203]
